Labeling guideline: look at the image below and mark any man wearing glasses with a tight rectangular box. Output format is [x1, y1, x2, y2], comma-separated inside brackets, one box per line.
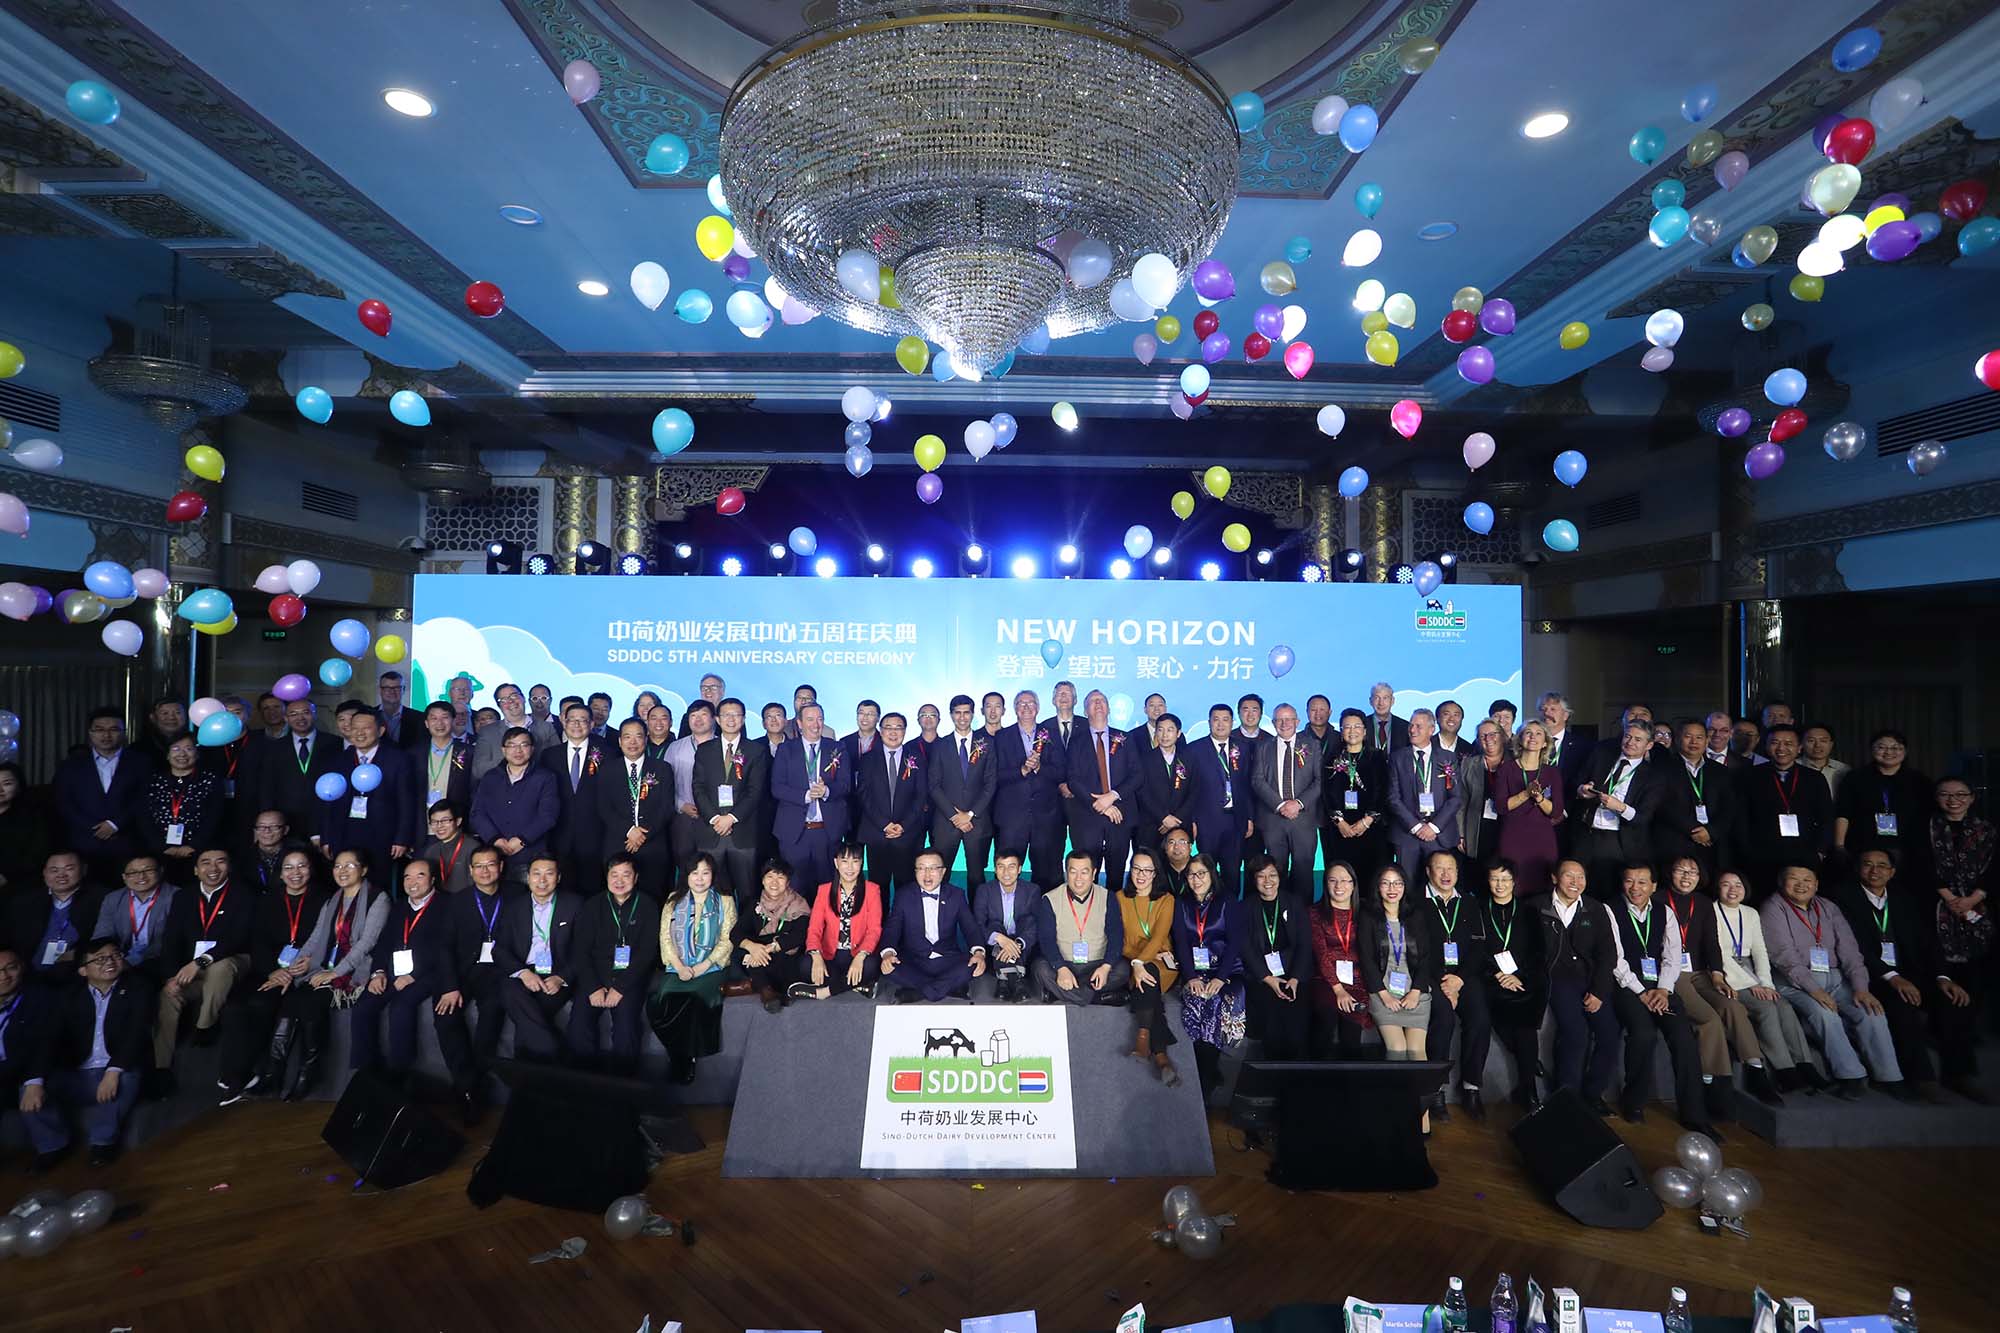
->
[420, 803, 482, 894]
[91, 856, 179, 984]
[20, 937, 154, 1169]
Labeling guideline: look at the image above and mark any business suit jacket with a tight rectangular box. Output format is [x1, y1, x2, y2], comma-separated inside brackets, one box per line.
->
[92, 885, 181, 982]
[539, 737, 612, 861]
[1136, 745, 1202, 846]
[320, 746, 421, 866]
[413, 739, 476, 816]
[570, 890, 663, 994]
[9, 888, 104, 980]
[28, 977, 155, 1077]
[771, 736, 854, 843]
[259, 731, 343, 829]
[1543, 730, 1594, 804]
[52, 746, 154, 863]
[493, 890, 582, 984]
[379, 705, 428, 752]
[1387, 743, 1465, 872]
[371, 892, 458, 994]
[1570, 750, 1665, 868]
[1362, 713, 1411, 754]
[690, 738, 764, 853]
[158, 882, 255, 973]
[856, 742, 928, 849]
[1739, 764, 1834, 876]
[1063, 725, 1140, 835]
[1186, 733, 1253, 850]
[880, 885, 979, 961]
[594, 754, 675, 863]
[928, 732, 998, 831]
[445, 886, 512, 989]
[1251, 733, 1324, 832]
[992, 723, 1065, 830]
[1457, 754, 1493, 857]
[972, 878, 1042, 956]
[1655, 756, 1738, 874]
[0, 984, 50, 1087]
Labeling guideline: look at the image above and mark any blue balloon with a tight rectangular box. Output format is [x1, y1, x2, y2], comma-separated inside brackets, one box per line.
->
[674, 288, 713, 323]
[64, 79, 120, 126]
[788, 526, 817, 558]
[1831, 27, 1881, 73]
[1958, 217, 2000, 258]
[1230, 91, 1266, 135]
[175, 588, 233, 625]
[706, 173, 731, 217]
[314, 772, 350, 803]
[991, 412, 1018, 447]
[1413, 561, 1442, 597]
[1731, 242, 1757, 269]
[844, 420, 872, 449]
[1628, 126, 1667, 165]
[1019, 324, 1051, 355]
[319, 656, 353, 688]
[294, 386, 332, 424]
[644, 132, 690, 175]
[1463, 501, 1495, 535]
[1179, 364, 1210, 398]
[1354, 183, 1384, 218]
[1267, 645, 1295, 679]
[1284, 235, 1313, 265]
[388, 390, 430, 427]
[350, 761, 383, 794]
[1338, 104, 1378, 153]
[196, 711, 243, 747]
[1764, 368, 1807, 406]
[1681, 82, 1719, 124]
[989, 349, 1015, 380]
[1910, 211, 1942, 244]
[652, 407, 695, 454]
[1542, 519, 1580, 553]
[1553, 449, 1589, 488]
[1338, 465, 1369, 499]
[1040, 638, 1064, 668]
[328, 617, 371, 657]
[1651, 179, 1686, 211]
[83, 561, 134, 600]
[1649, 206, 1691, 248]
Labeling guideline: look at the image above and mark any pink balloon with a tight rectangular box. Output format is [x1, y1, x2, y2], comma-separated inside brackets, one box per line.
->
[916, 472, 943, 505]
[1462, 432, 1496, 470]
[1283, 341, 1314, 379]
[562, 59, 600, 104]
[273, 673, 313, 702]
[1641, 346, 1676, 372]
[254, 564, 291, 594]
[0, 581, 32, 621]
[1389, 399, 1423, 439]
[1170, 393, 1194, 420]
[0, 492, 27, 537]
[1714, 150, 1749, 190]
[1133, 333, 1157, 365]
[132, 568, 169, 599]
[1457, 345, 1496, 384]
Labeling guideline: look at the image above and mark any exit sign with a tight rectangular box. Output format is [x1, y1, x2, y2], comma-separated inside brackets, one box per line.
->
[262, 629, 288, 642]
[1655, 645, 1678, 656]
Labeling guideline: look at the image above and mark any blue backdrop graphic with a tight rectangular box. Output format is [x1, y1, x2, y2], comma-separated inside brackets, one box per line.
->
[412, 576, 1522, 730]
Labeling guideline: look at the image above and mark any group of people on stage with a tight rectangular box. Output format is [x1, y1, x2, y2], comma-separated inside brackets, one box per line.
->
[0, 672, 1990, 1170]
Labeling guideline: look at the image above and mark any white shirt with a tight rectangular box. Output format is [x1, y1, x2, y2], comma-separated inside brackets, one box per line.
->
[1611, 902, 1684, 994]
[664, 735, 702, 806]
[1551, 893, 1582, 927]
[1714, 902, 1772, 991]
[920, 889, 943, 957]
[93, 749, 121, 793]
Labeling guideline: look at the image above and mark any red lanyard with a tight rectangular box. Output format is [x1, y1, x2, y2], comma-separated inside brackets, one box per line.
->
[1784, 898, 1822, 944]
[403, 896, 434, 947]
[169, 787, 186, 821]
[1190, 896, 1212, 946]
[282, 891, 307, 945]
[225, 744, 240, 780]
[1066, 893, 1093, 938]
[438, 836, 465, 885]
[129, 892, 157, 939]
[1772, 769, 1797, 813]
[1329, 906, 1354, 955]
[1667, 894, 1692, 951]
[197, 887, 228, 936]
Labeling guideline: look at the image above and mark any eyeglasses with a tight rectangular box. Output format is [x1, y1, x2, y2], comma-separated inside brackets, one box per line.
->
[123, 868, 158, 880]
[1939, 791, 1973, 801]
[86, 955, 121, 968]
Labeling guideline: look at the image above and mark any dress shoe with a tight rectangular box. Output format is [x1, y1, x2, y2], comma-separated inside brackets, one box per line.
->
[1799, 1065, 1834, 1094]
[1460, 1090, 1485, 1121]
[1834, 1077, 1867, 1101]
[760, 987, 783, 1014]
[895, 986, 921, 1004]
[1703, 1080, 1736, 1122]
[1745, 1064, 1785, 1106]
[1773, 1065, 1804, 1094]
[192, 1025, 220, 1048]
[460, 1088, 484, 1128]
[88, 1142, 121, 1168]
[1880, 1078, 1919, 1103]
[1620, 1103, 1646, 1125]
[1430, 1091, 1451, 1122]
[28, 1146, 72, 1176]
[142, 1068, 177, 1101]
[1585, 1096, 1613, 1117]
[1155, 1054, 1180, 1087]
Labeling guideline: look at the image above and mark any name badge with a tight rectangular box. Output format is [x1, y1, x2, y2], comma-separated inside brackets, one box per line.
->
[1809, 946, 1830, 972]
[277, 945, 300, 967]
[1387, 969, 1410, 996]
[1344, 788, 1360, 811]
[1592, 805, 1620, 831]
[479, 941, 495, 964]
[1335, 959, 1356, 986]
[392, 948, 414, 977]
[1641, 956, 1658, 983]
[718, 784, 734, 809]
[1493, 949, 1518, 975]
[1418, 791, 1435, 816]
[1070, 940, 1090, 964]
[1880, 941, 1897, 967]
[165, 822, 185, 846]
[428, 788, 443, 806]
[1482, 799, 1497, 821]
[224, 779, 237, 799]
[529, 942, 553, 974]
[613, 944, 632, 970]
[1442, 941, 1460, 966]
[1874, 813, 1898, 836]
[1263, 950, 1285, 978]
[41, 940, 65, 967]
[1191, 946, 1212, 971]
[194, 939, 216, 959]
[1694, 803, 1709, 825]
[1778, 813, 1801, 838]
[1221, 778, 1232, 810]
[349, 795, 369, 819]
[535, 963, 553, 977]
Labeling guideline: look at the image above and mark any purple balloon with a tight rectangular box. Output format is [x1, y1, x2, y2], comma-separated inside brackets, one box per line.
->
[1811, 113, 1842, 156]
[1870, 192, 1912, 215]
[721, 254, 751, 282]
[1191, 260, 1235, 302]
[1456, 345, 1495, 384]
[1716, 407, 1752, 438]
[273, 672, 313, 702]
[1169, 393, 1194, 420]
[1865, 220, 1921, 262]
[1744, 441, 1786, 480]
[1252, 303, 1284, 338]
[1200, 331, 1232, 363]
[915, 472, 943, 505]
[27, 586, 53, 615]
[1477, 298, 1516, 336]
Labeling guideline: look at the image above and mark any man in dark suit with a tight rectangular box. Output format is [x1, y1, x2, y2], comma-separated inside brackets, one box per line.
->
[971, 849, 1041, 1001]
[772, 704, 853, 902]
[349, 858, 456, 1085]
[1738, 724, 1834, 900]
[566, 854, 663, 1075]
[52, 708, 154, 882]
[878, 849, 984, 1002]
[1387, 710, 1464, 881]
[1135, 712, 1201, 860]
[375, 670, 427, 751]
[540, 702, 611, 900]
[856, 710, 927, 900]
[691, 702, 765, 904]
[1065, 690, 1140, 894]
[1251, 704, 1322, 901]
[839, 699, 884, 839]
[434, 845, 511, 1118]
[1834, 848, 1976, 1099]
[597, 719, 675, 899]
[1232, 695, 1271, 867]
[261, 699, 341, 835]
[1190, 703, 1253, 897]
[1659, 718, 1738, 883]
[1586, 705, 1659, 775]
[21, 936, 155, 1168]
[318, 709, 420, 874]
[929, 694, 998, 890]
[992, 690, 1067, 890]
[0, 946, 49, 1138]
[152, 847, 253, 1086]
[494, 856, 580, 1063]
[10, 850, 101, 988]
[1362, 682, 1410, 755]
[1572, 722, 1666, 900]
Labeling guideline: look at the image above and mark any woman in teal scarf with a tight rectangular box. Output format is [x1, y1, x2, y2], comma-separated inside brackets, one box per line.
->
[648, 852, 738, 1083]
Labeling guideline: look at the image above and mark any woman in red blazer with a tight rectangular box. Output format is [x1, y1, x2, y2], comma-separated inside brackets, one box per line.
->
[795, 842, 883, 1000]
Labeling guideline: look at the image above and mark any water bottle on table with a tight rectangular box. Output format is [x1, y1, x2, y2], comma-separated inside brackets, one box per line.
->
[1490, 1274, 1517, 1333]
[1888, 1284, 1918, 1332]
[1443, 1275, 1468, 1331]
[1664, 1286, 1692, 1333]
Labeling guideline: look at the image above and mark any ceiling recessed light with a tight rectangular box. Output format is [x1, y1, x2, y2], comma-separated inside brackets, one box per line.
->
[383, 88, 435, 118]
[577, 280, 610, 297]
[498, 204, 542, 226]
[1521, 111, 1568, 139]
[1418, 222, 1458, 241]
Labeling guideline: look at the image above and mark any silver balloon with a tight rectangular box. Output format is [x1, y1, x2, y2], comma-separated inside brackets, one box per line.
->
[8, 1190, 63, 1218]
[1907, 439, 1948, 477]
[1822, 420, 1868, 462]
[16, 1205, 72, 1258]
[1161, 1184, 1204, 1228]
[1651, 1165, 1702, 1210]
[603, 1195, 650, 1241]
[0, 1216, 20, 1258]
[1714, 1167, 1763, 1212]
[1674, 1130, 1721, 1180]
[66, 1189, 115, 1235]
[1688, 207, 1725, 246]
[1702, 1172, 1751, 1219]
[1173, 1212, 1223, 1260]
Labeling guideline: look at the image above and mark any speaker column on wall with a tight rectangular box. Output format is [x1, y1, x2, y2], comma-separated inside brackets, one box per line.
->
[322, 1070, 465, 1189]
[1507, 1087, 1665, 1230]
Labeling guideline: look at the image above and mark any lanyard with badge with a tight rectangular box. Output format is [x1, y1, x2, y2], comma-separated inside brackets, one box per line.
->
[428, 747, 453, 804]
[1720, 906, 1750, 961]
[1687, 763, 1708, 826]
[1187, 897, 1214, 972]
[1870, 896, 1897, 967]
[193, 886, 229, 959]
[438, 836, 466, 887]
[1435, 894, 1461, 966]
[1414, 750, 1434, 817]
[166, 783, 188, 846]
[473, 891, 502, 964]
[608, 895, 635, 970]
[1785, 898, 1830, 973]
[1067, 893, 1094, 964]
[531, 902, 558, 974]
[277, 892, 309, 968]
[1488, 903, 1518, 975]
[1260, 899, 1285, 977]
[1875, 786, 1899, 838]
[1330, 908, 1358, 986]
[41, 899, 75, 967]
[1773, 769, 1801, 838]
[1385, 918, 1411, 995]
[129, 892, 159, 953]
[1626, 903, 1659, 983]
[393, 896, 433, 977]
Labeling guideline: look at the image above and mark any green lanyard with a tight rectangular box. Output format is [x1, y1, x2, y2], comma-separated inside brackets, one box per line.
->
[1487, 903, 1514, 952]
[1625, 904, 1652, 948]
[1687, 763, 1704, 802]
[1433, 893, 1460, 938]
[1870, 897, 1891, 939]
[1260, 899, 1281, 950]
[606, 893, 633, 946]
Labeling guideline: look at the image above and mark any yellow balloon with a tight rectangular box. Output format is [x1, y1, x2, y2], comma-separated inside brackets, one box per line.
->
[375, 633, 407, 664]
[0, 341, 23, 379]
[1203, 465, 1231, 500]
[879, 266, 900, 310]
[184, 444, 225, 482]
[1742, 225, 1779, 265]
[1451, 286, 1484, 314]
[1221, 522, 1251, 553]
[1742, 302, 1775, 331]
[1051, 401, 1078, 431]
[1788, 273, 1824, 303]
[1360, 310, 1389, 336]
[66, 593, 108, 624]
[914, 433, 946, 472]
[1558, 321, 1591, 350]
[1383, 292, 1416, 329]
[1364, 329, 1399, 366]
[694, 215, 735, 262]
[1258, 261, 1296, 296]
[1686, 129, 1725, 167]
[1861, 204, 1905, 236]
[1154, 314, 1182, 344]
[104, 593, 137, 610]
[895, 335, 930, 375]
[1170, 489, 1195, 520]
[195, 611, 237, 636]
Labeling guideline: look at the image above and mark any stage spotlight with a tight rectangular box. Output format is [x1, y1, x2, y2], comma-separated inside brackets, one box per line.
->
[721, 556, 744, 578]
[960, 542, 990, 577]
[910, 556, 936, 579]
[1299, 563, 1325, 583]
[667, 542, 700, 575]
[1150, 546, 1173, 578]
[1334, 548, 1366, 582]
[616, 552, 650, 576]
[763, 542, 792, 576]
[525, 552, 554, 576]
[1255, 548, 1274, 567]
[1435, 551, 1460, 583]
[1055, 542, 1079, 576]
[814, 555, 838, 578]
[1109, 557, 1132, 580]
[1198, 560, 1222, 582]
[573, 541, 612, 575]
[1010, 554, 1037, 580]
[484, 540, 523, 575]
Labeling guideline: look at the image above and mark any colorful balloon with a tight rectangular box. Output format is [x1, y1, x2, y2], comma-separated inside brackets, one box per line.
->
[695, 215, 735, 262]
[294, 383, 330, 423]
[1822, 420, 1869, 460]
[1338, 103, 1378, 153]
[644, 132, 690, 175]
[562, 58, 601, 103]
[1283, 341, 1314, 379]
[1442, 310, 1477, 343]
[1770, 409, 1808, 443]
[1315, 404, 1346, 438]
[1977, 351, 2000, 393]
[175, 587, 233, 625]
[895, 336, 929, 375]
[357, 299, 392, 336]
[99, 620, 142, 657]
[388, 390, 430, 427]
[1221, 523, 1252, 554]
[1354, 182, 1384, 218]
[1457, 346, 1495, 384]
[1716, 407, 1752, 438]
[197, 710, 243, 746]
[1338, 466, 1369, 499]
[1744, 442, 1786, 480]
[674, 289, 713, 323]
[1389, 400, 1422, 439]
[1542, 519, 1580, 553]
[1764, 368, 1807, 406]
[1311, 95, 1348, 136]
[1553, 450, 1588, 488]
[1830, 27, 1882, 73]
[10, 438, 61, 472]
[184, 444, 225, 482]
[1259, 262, 1296, 297]
[1558, 322, 1590, 351]
[1788, 273, 1824, 303]
[464, 280, 505, 318]
[1364, 330, 1399, 367]
[65, 78, 121, 125]
[844, 443, 873, 478]
[268, 594, 306, 627]
[630, 261, 671, 310]
[287, 559, 322, 596]
[1123, 525, 1154, 559]
[166, 490, 207, 523]
[1462, 432, 1496, 470]
[1171, 490, 1195, 520]
[1685, 129, 1725, 167]
[1939, 179, 1988, 223]
[319, 657, 354, 688]
[1628, 126, 1667, 165]
[1681, 82, 1718, 124]
[1649, 207, 1691, 248]
[1203, 466, 1231, 499]
[1155, 314, 1182, 344]
[1229, 91, 1266, 134]
[1463, 502, 1495, 535]
[1906, 440, 1947, 477]
[1714, 150, 1749, 191]
[1242, 332, 1272, 362]
[1824, 118, 1875, 166]
[715, 487, 746, 516]
[1651, 179, 1686, 211]
[1478, 299, 1516, 336]
[914, 434, 946, 471]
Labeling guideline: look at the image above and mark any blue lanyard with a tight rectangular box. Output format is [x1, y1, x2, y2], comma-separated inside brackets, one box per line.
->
[1388, 918, 1406, 968]
[1719, 906, 1747, 958]
[473, 891, 501, 941]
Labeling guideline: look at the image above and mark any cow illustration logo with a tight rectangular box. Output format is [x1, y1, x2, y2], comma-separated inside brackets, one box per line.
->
[924, 1027, 976, 1058]
[886, 1024, 1053, 1102]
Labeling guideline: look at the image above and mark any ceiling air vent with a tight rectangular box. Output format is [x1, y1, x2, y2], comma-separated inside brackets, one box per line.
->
[300, 480, 359, 521]
[0, 381, 61, 433]
[1585, 492, 1641, 530]
[1876, 390, 2000, 458]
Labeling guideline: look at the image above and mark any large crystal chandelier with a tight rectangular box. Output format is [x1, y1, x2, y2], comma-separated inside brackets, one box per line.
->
[719, 0, 1239, 372]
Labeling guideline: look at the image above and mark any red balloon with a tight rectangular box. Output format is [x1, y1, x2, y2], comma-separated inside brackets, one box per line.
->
[1940, 178, 1989, 222]
[1185, 390, 1209, 407]
[1441, 310, 1478, 344]
[464, 281, 505, 319]
[1242, 331, 1272, 361]
[357, 299, 392, 336]
[1824, 117, 1875, 166]
[165, 491, 207, 524]
[268, 593, 307, 627]
[1192, 309, 1220, 340]
[1770, 408, 1808, 443]
[715, 486, 746, 516]
[1976, 350, 2000, 392]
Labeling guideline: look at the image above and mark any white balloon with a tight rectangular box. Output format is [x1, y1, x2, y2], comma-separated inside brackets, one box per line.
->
[835, 249, 880, 303]
[1819, 214, 1866, 252]
[1280, 304, 1308, 341]
[1644, 308, 1685, 348]
[1066, 237, 1113, 289]
[1315, 404, 1346, 437]
[100, 620, 143, 656]
[1130, 252, 1178, 311]
[840, 385, 878, 423]
[286, 559, 321, 596]
[188, 696, 225, 726]
[1797, 241, 1844, 278]
[629, 261, 670, 310]
[725, 290, 771, 330]
[1311, 94, 1349, 136]
[1869, 75, 1925, 133]
[763, 276, 791, 313]
[964, 420, 995, 459]
[1108, 277, 1154, 322]
[1342, 229, 1383, 267]
[254, 564, 290, 594]
[10, 438, 63, 472]
[1352, 279, 1386, 312]
[132, 568, 168, 599]
[780, 297, 817, 325]
[730, 228, 757, 260]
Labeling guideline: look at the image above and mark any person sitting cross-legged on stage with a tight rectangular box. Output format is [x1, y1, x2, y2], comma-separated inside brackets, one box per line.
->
[497, 855, 581, 1067]
[349, 857, 456, 1087]
[566, 853, 662, 1075]
[1118, 848, 1180, 1085]
[1712, 869, 1824, 1096]
[794, 842, 883, 1001]
[1032, 848, 1130, 1006]
[151, 846, 252, 1095]
[20, 937, 154, 1170]
[1662, 856, 1786, 1110]
[649, 853, 736, 1082]
[1832, 848, 1976, 1103]
[734, 858, 810, 1012]
[971, 849, 1041, 1002]
[1537, 859, 1623, 1114]
[879, 849, 985, 1003]
[1606, 863, 1721, 1140]
[217, 846, 326, 1104]
[432, 845, 513, 1118]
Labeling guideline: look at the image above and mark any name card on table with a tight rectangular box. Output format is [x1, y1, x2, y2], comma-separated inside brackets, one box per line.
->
[1819, 1319, 1893, 1332]
[1585, 1312, 1664, 1333]
[1378, 1305, 1434, 1331]
[963, 1314, 1038, 1333]
[1162, 1320, 1235, 1333]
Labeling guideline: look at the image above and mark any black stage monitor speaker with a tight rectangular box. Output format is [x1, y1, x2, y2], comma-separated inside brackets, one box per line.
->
[1509, 1087, 1664, 1230]
[1238, 1059, 1451, 1192]
[322, 1070, 464, 1189]
[466, 1061, 662, 1212]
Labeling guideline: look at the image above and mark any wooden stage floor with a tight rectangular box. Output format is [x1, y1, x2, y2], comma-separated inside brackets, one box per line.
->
[9, 1099, 1985, 1332]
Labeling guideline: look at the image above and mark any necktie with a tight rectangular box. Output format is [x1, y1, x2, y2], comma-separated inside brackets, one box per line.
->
[1281, 741, 1293, 802]
[725, 742, 735, 770]
[570, 746, 583, 790]
[1607, 759, 1627, 794]
[807, 744, 818, 779]
[629, 761, 639, 787]
[888, 748, 899, 784]
[959, 737, 970, 779]
[1378, 720, 1387, 749]
[299, 737, 310, 765]
[1416, 748, 1429, 790]
[1096, 732, 1110, 790]
[1061, 720, 1071, 747]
